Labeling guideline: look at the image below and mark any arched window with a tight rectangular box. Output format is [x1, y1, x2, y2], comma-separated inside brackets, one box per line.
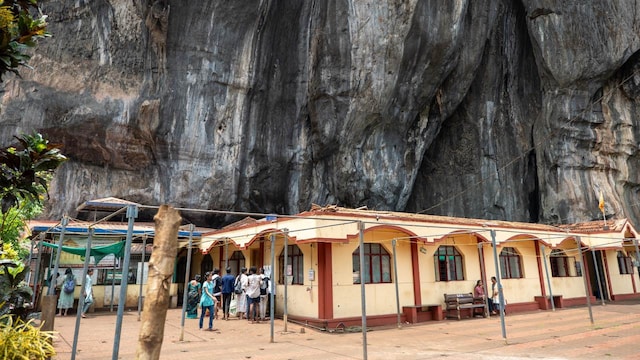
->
[352, 243, 391, 284]
[434, 246, 464, 281]
[279, 245, 303, 285]
[550, 249, 578, 277]
[200, 255, 213, 276]
[228, 250, 245, 277]
[499, 247, 523, 279]
[617, 251, 634, 275]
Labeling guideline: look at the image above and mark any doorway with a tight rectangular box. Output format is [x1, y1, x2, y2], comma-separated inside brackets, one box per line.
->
[585, 250, 608, 300]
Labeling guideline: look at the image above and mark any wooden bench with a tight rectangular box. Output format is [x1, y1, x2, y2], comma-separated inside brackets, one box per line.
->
[402, 304, 443, 323]
[444, 293, 487, 320]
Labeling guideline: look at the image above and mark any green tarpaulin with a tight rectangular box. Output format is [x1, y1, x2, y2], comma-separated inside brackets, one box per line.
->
[42, 241, 125, 263]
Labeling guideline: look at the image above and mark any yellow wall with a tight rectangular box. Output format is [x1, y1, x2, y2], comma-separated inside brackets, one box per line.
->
[418, 235, 480, 305]
[257, 239, 319, 319]
[330, 229, 416, 317]
[490, 241, 542, 304]
[540, 244, 586, 298]
[607, 250, 635, 295]
[44, 282, 178, 310]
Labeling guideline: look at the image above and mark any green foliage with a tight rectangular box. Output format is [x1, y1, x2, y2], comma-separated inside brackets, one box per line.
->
[0, 200, 42, 259]
[0, 259, 32, 320]
[0, 312, 56, 359]
[0, 133, 65, 259]
[0, 0, 50, 82]
[0, 133, 66, 212]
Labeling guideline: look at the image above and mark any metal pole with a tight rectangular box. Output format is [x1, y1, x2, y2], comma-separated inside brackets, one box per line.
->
[138, 235, 147, 321]
[358, 221, 368, 360]
[110, 258, 116, 312]
[225, 239, 229, 269]
[541, 245, 555, 311]
[180, 224, 194, 341]
[283, 228, 289, 332]
[269, 233, 275, 343]
[633, 238, 640, 282]
[576, 237, 594, 324]
[71, 228, 94, 360]
[27, 237, 35, 285]
[32, 235, 43, 306]
[490, 230, 507, 342]
[392, 239, 401, 328]
[477, 242, 489, 317]
[590, 249, 605, 306]
[112, 205, 138, 360]
[48, 216, 69, 296]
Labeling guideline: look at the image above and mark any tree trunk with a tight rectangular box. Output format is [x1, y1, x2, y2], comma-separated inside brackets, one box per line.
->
[136, 205, 181, 360]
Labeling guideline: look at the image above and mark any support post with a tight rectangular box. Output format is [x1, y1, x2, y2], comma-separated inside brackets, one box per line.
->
[591, 249, 605, 306]
[577, 237, 594, 324]
[110, 259, 116, 312]
[179, 225, 194, 341]
[283, 228, 289, 332]
[48, 216, 69, 296]
[490, 230, 507, 342]
[477, 242, 489, 317]
[359, 221, 368, 360]
[138, 235, 147, 320]
[633, 238, 640, 282]
[112, 205, 138, 360]
[392, 239, 401, 328]
[225, 239, 229, 270]
[541, 245, 555, 311]
[71, 228, 94, 360]
[42, 217, 69, 334]
[269, 233, 275, 343]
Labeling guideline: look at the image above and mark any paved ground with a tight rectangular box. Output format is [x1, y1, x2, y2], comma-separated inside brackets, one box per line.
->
[49, 301, 640, 360]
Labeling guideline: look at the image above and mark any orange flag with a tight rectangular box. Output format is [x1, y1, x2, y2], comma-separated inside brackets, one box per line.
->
[598, 191, 605, 212]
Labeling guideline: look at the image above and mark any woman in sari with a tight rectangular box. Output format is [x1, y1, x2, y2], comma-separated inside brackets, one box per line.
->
[186, 274, 201, 319]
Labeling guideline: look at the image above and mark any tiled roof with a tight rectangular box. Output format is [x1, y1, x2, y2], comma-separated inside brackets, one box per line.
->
[306, 205, 564, 232]
[557, 219, 628, 233]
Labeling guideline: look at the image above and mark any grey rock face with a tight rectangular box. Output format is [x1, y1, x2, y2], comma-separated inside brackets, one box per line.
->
[1, 0, 640, 226]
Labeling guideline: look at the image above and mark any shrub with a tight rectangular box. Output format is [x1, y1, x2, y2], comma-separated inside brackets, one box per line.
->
[0, 312, 56, 359]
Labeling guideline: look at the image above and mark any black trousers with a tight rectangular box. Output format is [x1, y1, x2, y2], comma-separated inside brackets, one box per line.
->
[222, 292, 232, 314]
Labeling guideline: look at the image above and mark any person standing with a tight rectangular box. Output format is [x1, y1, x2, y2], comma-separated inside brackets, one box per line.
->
[221, 268, 235, 320]
[211, 268, 222, 319]
[57, 268, 76, 316]
[235, 267, 248, 320]
[199, 272, 217, 331]
[258, 267, 269, 321]
[246, 267, 261, 323]
[81, 268, 94, 318]
[490, 276, 498, 315]
[186, 274, 201, 319]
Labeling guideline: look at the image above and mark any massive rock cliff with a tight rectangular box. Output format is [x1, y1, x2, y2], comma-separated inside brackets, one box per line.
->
[1, 0, 640, 227]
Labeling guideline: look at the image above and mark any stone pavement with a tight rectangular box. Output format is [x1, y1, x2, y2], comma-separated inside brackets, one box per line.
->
[50, 301, 640, 360]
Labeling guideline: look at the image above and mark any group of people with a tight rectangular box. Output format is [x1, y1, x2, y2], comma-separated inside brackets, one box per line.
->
[473, 276, 505, 315]
[54, 267, 94, 318]
[186, 266, 271, 331]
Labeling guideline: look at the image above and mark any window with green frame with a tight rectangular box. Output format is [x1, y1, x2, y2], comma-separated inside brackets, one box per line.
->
[434, 245, 464, 281]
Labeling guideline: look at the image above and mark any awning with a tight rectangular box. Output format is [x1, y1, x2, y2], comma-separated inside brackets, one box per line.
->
[42, 241, 125, 263]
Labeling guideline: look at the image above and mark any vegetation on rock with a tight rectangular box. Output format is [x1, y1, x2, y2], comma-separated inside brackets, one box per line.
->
[0, 0, 50, 82]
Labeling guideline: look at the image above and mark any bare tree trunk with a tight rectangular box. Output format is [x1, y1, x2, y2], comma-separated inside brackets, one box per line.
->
[136, 205, 181, 360]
